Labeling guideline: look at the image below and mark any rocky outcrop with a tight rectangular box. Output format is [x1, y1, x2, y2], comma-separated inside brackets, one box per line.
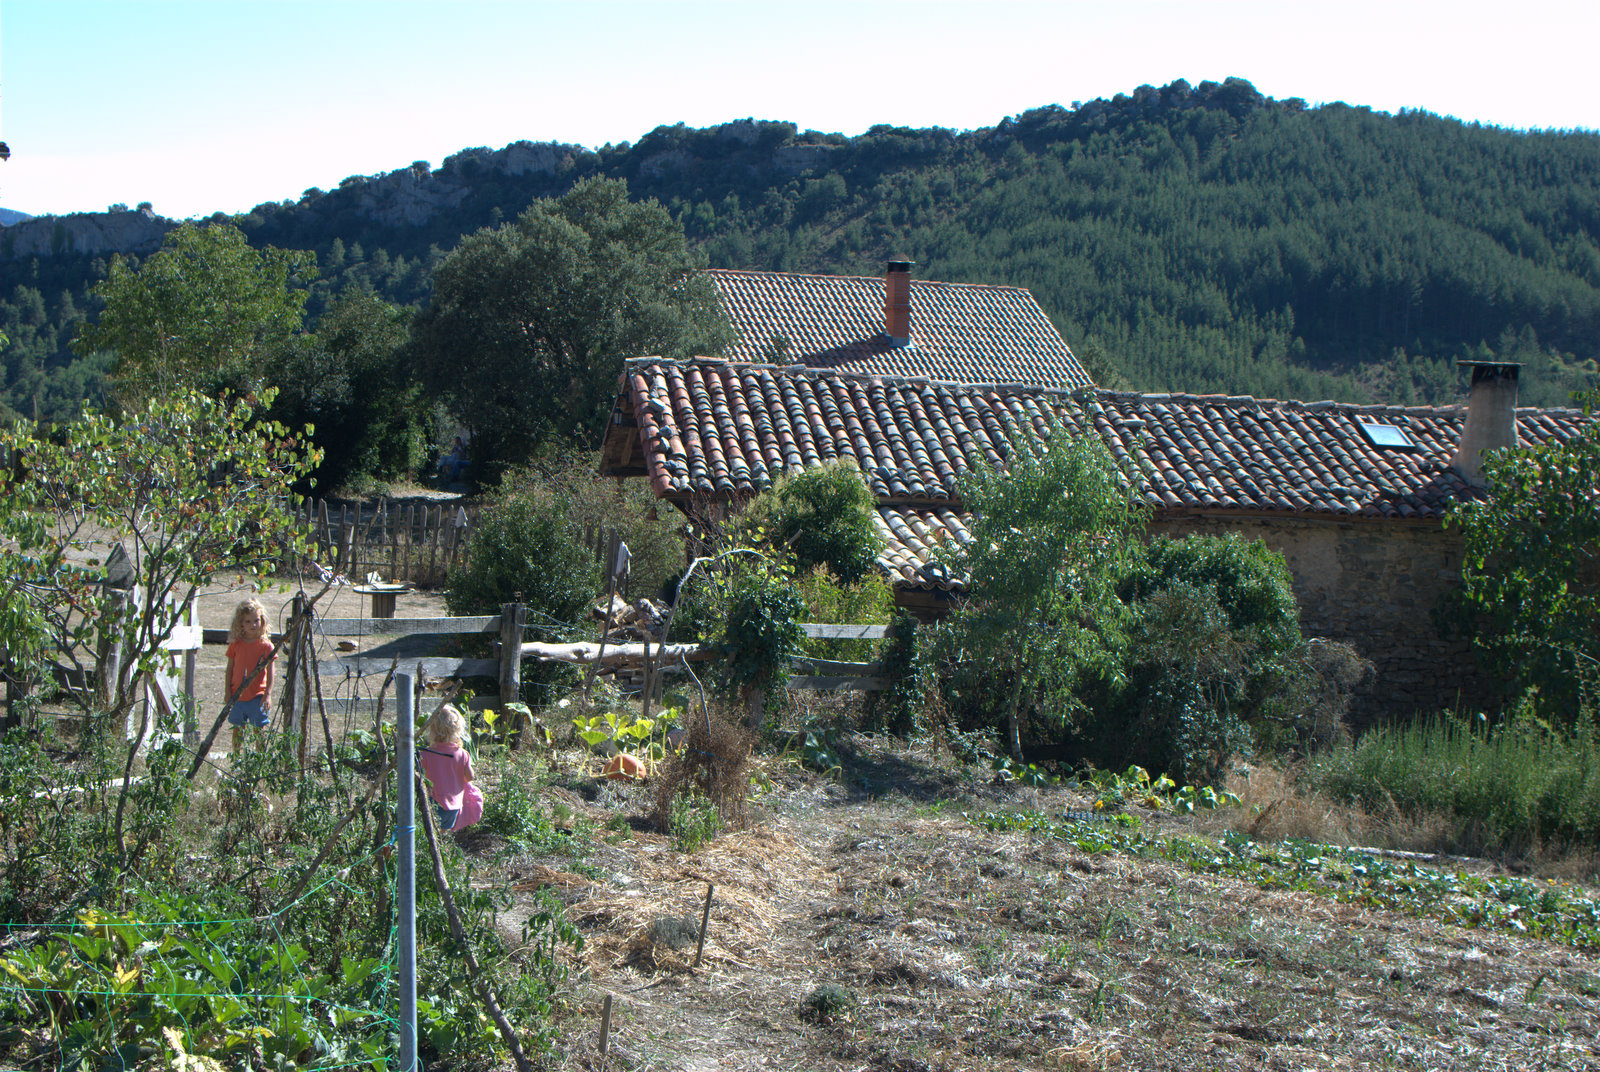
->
[341, 141, 582, 228]
[350, 163, 472, 228]
[772, 143, 840, 175]
[1, 208, 172, 259]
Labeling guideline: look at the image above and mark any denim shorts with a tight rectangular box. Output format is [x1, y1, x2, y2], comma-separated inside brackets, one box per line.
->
[228, 697, 269, 728]
[434, 803, 460, 832]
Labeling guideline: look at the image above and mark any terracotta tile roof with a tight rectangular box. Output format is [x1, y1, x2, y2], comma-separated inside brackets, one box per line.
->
[602, 358, 1597, 589]
[876, 506, 970, 592]
[708, 268, 1094, 389]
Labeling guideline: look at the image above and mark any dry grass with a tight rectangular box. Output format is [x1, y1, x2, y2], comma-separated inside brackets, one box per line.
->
[1196, 762, 1472, 855]
[650, 707, 754, 834]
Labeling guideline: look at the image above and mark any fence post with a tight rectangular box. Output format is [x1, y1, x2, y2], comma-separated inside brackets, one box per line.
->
[498, 602, 525, 716]
[427, 508, 442, 586]
[282, 593, 305, 724]
[397, 672, 418, 1072]
[183, 647, 198, 747]
[404, 504, 416, 583]
[388, 503, 399, 581]
[96, 589, 130, 718]
[337, 523, 356, 579]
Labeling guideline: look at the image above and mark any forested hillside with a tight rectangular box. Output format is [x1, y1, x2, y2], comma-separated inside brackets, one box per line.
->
[4, 76, 1598, 424]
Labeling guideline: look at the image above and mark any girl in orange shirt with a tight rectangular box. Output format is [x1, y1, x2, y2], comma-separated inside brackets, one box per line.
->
[224, 599, 276, 753]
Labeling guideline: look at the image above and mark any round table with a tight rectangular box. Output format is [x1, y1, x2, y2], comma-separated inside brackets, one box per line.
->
[352, 583, 411, 619]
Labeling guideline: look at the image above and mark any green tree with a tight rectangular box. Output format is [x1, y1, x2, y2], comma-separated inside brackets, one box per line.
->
[268, 292, 424, 491]
[410, 176, 733, 481]
[1447, 388, 1600, 720]
[937, 410, 1150, 760]
[73, 222, 314, 401]
[0, 389, 317, 728]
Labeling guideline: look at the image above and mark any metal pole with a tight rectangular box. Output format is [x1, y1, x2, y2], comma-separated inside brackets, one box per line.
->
[397, 672, 417, 1072]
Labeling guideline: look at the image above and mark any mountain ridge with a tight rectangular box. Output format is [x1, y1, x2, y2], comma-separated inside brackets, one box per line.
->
[3, 77, 1597, 423]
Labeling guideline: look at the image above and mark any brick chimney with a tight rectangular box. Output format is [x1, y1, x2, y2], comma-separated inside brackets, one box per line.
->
[1451, 361, 1521, 487]
[884, 261, 913, 348]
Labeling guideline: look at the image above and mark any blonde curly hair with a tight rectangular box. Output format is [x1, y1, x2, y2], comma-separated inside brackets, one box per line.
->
[426, 703, 467, 747]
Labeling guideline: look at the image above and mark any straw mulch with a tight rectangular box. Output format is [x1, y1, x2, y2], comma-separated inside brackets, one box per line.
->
[515, 824, 833, 978]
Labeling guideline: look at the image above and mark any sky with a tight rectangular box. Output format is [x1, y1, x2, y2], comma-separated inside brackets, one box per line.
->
[1, 0, 1598, 221]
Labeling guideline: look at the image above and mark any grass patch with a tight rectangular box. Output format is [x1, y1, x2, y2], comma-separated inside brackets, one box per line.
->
[1310, 712, 1600, 854]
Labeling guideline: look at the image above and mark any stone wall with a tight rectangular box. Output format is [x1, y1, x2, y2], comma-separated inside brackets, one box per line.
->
[1147, 514, 1499, 728]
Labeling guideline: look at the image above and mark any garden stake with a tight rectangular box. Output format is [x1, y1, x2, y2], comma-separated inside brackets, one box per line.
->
[599, 993, 613, 1056]
[415, 765, 534, 1072]
[694, 882, 714, 970]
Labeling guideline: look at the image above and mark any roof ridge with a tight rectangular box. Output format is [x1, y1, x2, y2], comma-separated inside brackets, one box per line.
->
[623, 355, 1083, 396]
[704, 266, 1030, 294]
[629, 361, 1593, 421]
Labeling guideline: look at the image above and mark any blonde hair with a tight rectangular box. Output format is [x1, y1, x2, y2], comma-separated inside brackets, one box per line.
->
[426, 703, 467, 747]
[229, 599, 269, 643]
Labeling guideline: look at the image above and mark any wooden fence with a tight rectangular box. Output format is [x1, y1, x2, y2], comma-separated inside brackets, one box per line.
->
[790, 623, 891, 692]
[289, 497, 482, 587]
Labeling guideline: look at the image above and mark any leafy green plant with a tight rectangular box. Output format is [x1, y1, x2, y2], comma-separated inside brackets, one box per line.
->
[790, 727, 844, 778]
[571, 705, 679, 766]
[667, 788, 722, 853]
[992, 756, 1055, 787]
[1080, 764, 1242, 813]
[0, 901, 389, 1071]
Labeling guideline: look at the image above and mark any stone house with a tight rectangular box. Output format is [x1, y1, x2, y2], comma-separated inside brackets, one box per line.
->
[598, 265, 1596, 721]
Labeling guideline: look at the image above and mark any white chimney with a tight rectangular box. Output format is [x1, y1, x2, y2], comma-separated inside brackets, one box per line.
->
[1451, 361, 1520, 487]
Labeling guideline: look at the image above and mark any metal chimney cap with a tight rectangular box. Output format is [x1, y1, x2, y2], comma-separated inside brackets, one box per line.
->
[886, 260, 915, 273]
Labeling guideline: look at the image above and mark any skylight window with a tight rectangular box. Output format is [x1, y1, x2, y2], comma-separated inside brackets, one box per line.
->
[1356, 420, 1416, 449]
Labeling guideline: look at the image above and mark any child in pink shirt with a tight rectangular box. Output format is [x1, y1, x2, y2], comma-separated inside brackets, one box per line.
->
[418, 704, 475, 832]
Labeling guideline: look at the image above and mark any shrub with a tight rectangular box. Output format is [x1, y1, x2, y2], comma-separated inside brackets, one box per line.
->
[720, 561, 806, 723]
[744, 459, 884, 584]
[446, 473, 596, 704]
[524, 449, 688, 603]
[445, 477, 597, 622]
[652, 708, 753, 833]
[862, 610, 930, 737]
[667, 788, 722, 852]
[792, 563, 894, 661]
[1122, 534, 1301, 655]
[934, 524, 1326, 782]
